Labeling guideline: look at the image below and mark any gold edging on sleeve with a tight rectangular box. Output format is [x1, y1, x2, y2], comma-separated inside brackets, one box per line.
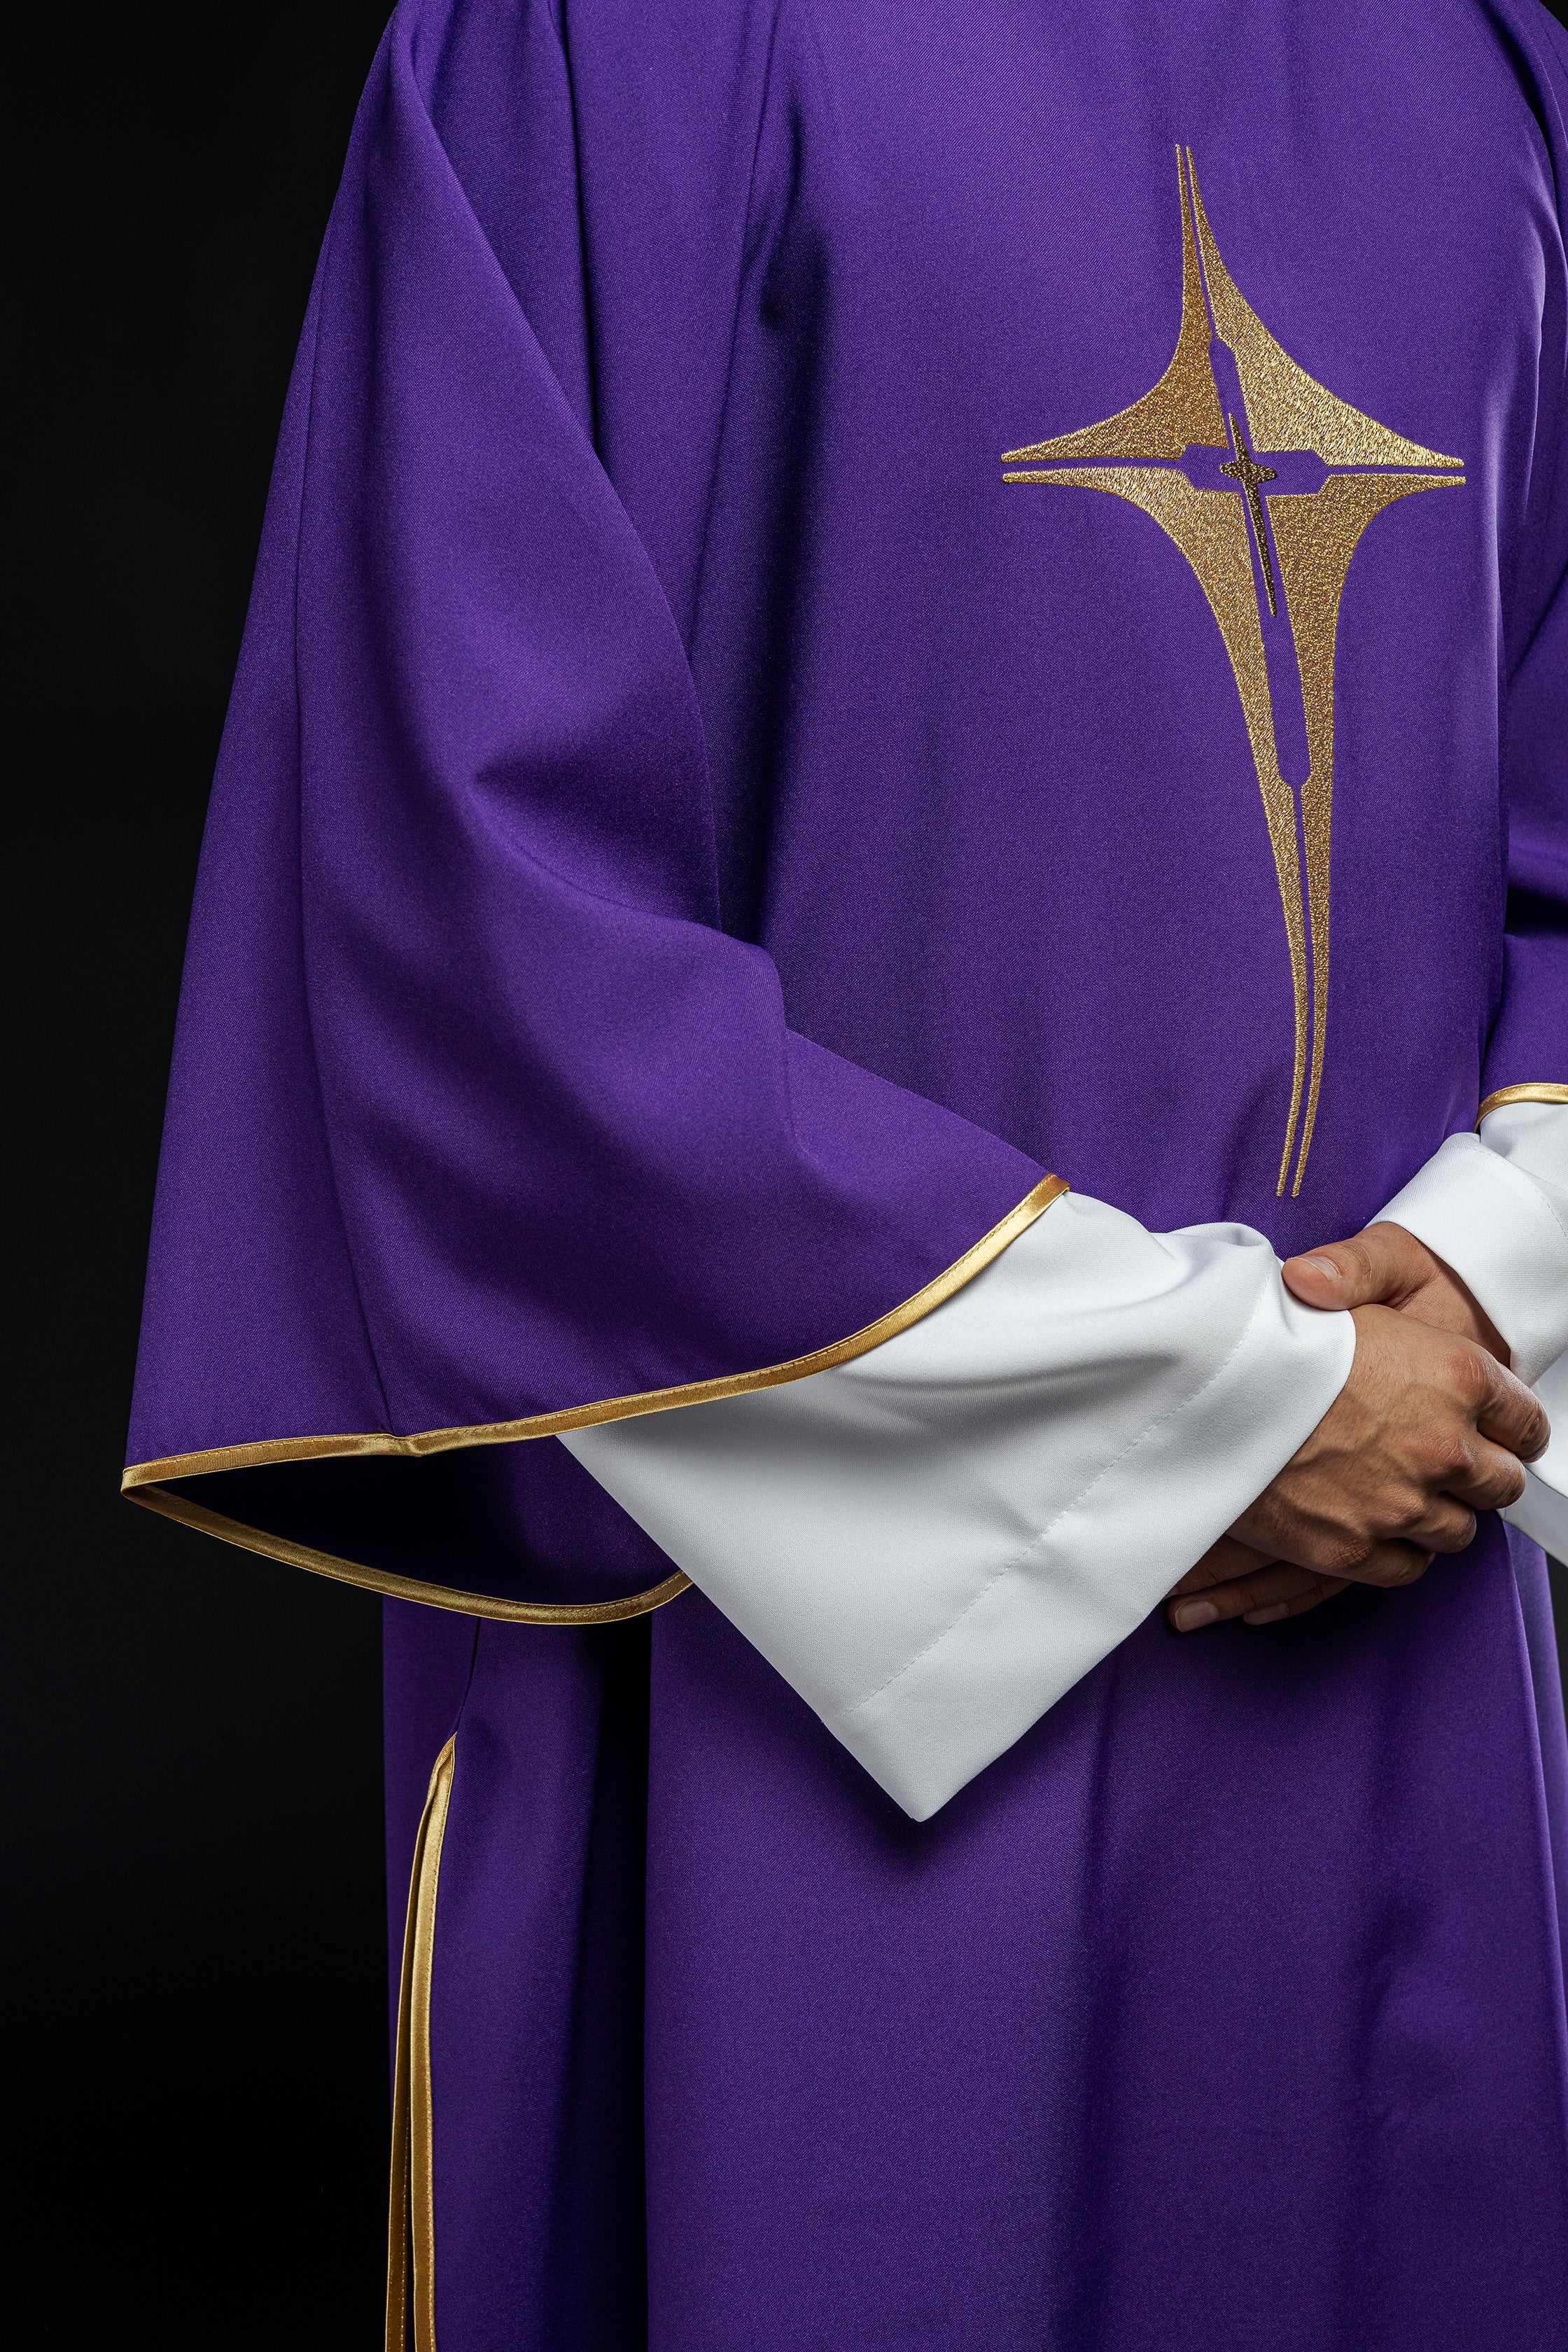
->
[125, 1483, 694, 1624]
[122, 1173, 1070, 1485]
[121, 1174, 1065, 1621]
[1476, 1082, 1568, 1128]
[387, 1734, 455, 2352]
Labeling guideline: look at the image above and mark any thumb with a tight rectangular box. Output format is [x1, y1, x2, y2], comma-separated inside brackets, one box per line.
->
[1282, 1220, 1432, 1311]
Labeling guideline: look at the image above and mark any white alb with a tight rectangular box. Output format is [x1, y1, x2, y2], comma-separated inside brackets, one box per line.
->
[566, 1102, 1567, 1819]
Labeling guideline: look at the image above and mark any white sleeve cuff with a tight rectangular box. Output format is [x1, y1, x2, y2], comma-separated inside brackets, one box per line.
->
[1377, 1102, 1568, 1553]
[564, 1194, 1353, 1819]
[1505, 1351, 1568, 1556]
[1374, 1109, 1568, 1386]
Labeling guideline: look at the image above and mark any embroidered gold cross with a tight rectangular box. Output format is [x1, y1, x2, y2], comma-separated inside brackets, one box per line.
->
[1219, 418, 1279, 612]
[1004, 148, 1464, 1194]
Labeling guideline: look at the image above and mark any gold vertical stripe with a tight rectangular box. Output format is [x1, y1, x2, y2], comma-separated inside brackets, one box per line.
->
[1268, 472, 1461, 1193]
[387, 1737, 456, 2352]
[387, 1889, 411, 2352]
[1003, 458, 1312, 1186]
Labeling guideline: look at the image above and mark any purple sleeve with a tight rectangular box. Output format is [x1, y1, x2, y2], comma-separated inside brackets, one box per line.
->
[123, 0, 1044, 1598]
[1482, 1, 1568, 1105]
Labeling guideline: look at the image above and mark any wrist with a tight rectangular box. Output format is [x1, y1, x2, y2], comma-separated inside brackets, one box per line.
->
[1361, 1223, 1510, 1359]
[1373, 1131, 1568, 1385]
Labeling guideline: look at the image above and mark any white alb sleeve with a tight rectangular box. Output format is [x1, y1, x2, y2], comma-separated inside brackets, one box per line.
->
[564, 1193, 1353, 1819]
[1375, 1102, 1568, 1558]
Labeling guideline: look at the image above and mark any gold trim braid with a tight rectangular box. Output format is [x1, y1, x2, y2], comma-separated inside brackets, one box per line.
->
[121, 1175, 1067, 1622]
[123, 1485, 694, 1624]
[388, 1736, 455, 2352]
[123, 1175, 1066, 1483]
[1476, 1082, 1568, 1127]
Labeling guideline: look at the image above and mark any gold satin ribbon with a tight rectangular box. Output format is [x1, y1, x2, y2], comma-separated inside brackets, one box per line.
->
[387, 1736, 456, 2352]
[125, 1484, 693, 1625]
[1476, 1082, 1568, 1127]
[122, 1177, 1068, 1488]
[121, 1175, 1068, 1622]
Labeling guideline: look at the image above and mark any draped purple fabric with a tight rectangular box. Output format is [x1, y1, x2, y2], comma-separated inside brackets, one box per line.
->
[125, 0, 1042, 1480]
[130, 0, 1568, 2342]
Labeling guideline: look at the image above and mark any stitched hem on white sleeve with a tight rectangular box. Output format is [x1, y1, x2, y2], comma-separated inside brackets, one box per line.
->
[1376, 1126, 1568, 1386]
[830, 1268, 1353, 1815]
[566, 1196, 1354, 1819]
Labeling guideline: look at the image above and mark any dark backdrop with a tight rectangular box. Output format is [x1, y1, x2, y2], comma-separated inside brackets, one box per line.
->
[11, 4, 1568, 2345]
[15, 7, 395, 2344]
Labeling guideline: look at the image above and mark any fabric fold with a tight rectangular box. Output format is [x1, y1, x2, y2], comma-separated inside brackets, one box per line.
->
[125, 1, 1046, 1557]
[568, 1195, 1355, 1816]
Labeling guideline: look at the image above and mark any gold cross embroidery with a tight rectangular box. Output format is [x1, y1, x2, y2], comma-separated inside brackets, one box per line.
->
[1004, 148, 1463, 1194]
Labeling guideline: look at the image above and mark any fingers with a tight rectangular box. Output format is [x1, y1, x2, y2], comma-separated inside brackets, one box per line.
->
[1401, 1494, 1476, 1554]
[1240, 1576, 1350, 1626]
[1168, 1534, 1278, 1597]
[1182, 1296, 1545, 1637]
[1169, 1560, 1343, 1632]
[1168, 1529, 1427, 1639]
[1334, 1539, 1432, 1589]
[1231, 1464, 1440, 1584]
[1282, 1222, 1435, 1312]
[1429, 1434, 1529, 1516]
[1283, 1226, 1511, 1359]
[1470, 1351, 1550, 1463]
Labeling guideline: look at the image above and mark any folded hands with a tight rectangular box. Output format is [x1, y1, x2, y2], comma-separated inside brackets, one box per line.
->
[1167, 1222, 1550, 1633]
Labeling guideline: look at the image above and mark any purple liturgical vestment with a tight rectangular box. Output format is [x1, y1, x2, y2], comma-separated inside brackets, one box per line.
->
[127, 0, 1568, 2345]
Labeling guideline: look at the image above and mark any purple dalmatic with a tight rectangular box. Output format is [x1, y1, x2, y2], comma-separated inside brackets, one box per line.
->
[127, 1, 1568, 2345]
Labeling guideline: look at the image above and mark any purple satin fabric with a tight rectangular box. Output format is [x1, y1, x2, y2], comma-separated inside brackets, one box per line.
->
[132, 0, 1568, 2339]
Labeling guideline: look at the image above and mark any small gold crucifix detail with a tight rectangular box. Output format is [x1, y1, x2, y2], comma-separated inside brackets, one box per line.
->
[1219, 414, 1280, 614]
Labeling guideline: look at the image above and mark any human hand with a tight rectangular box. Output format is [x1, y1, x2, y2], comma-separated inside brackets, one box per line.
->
[1167, 1532, 1348, 1632]
[1167, 1292, 1547, 1634]
[1281, 1219, 1508, 1362]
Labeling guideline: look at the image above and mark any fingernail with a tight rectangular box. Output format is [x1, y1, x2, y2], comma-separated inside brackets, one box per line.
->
[1244, 1603, 1290, 1625]
[1172, 1600, 1219, 1631]
[1300, 1255, 1343, 1283]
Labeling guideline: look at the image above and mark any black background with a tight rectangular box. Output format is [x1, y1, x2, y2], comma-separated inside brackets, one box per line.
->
[11, 3, 1568, 2344]
[15, 7, 396, 2344]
